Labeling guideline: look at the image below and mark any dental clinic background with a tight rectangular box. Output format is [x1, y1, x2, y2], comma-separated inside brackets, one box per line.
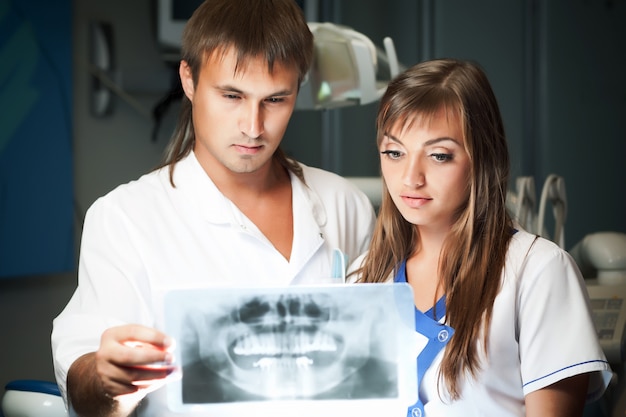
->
[1, 0, 624, 403]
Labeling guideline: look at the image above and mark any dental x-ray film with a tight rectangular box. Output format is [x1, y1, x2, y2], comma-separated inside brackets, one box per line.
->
[163, 283, 417, 416]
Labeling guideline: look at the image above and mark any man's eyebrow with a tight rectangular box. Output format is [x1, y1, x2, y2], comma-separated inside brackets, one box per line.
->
[268, 88, 296, 96]
[215, 84, 295, 97]
[215, 84, 243, 94]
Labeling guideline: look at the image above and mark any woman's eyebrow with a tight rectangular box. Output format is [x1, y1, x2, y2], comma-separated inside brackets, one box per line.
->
[383, 133, 461, 147]
[423, 137, 461, 147]
[383, 133, 403, 146]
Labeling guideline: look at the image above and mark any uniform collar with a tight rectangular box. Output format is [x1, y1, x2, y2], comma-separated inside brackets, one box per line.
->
[173, 151, 328, 228]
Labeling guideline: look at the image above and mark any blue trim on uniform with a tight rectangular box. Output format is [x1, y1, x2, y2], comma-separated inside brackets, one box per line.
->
[522, 359, 611, 387]
[395, 260, 454, 417]
[425, 296, 447, 322]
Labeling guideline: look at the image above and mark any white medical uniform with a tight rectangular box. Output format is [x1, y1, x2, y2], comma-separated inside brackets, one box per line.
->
[354, 228, 612, 417]
[51, 151, 375, 416]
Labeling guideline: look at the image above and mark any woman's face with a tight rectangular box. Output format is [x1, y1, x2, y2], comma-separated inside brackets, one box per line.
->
[380, 108, 471, 234]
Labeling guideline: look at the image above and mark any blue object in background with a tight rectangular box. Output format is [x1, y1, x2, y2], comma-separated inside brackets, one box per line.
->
[0, 0, 74, 278]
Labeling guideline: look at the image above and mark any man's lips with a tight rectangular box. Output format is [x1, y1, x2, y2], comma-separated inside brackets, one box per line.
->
[233, 144, 263, 154]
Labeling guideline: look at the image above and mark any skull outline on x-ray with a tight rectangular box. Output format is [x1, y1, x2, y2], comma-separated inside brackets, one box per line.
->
[180, 291, 382, 400]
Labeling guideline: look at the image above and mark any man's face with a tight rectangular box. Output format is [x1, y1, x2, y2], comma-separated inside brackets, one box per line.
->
[180, 47, 299, 179]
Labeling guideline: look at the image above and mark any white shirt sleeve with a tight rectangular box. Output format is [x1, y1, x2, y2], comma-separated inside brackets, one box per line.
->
[516, 236, 612, 399]
[51, 196, 154, 401]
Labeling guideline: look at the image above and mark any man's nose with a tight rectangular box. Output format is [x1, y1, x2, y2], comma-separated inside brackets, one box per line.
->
[240, 102, 264, 139]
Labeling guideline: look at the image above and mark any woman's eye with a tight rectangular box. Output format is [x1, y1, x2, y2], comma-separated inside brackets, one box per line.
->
[381, 150, 402, 160]
[431, 153, 453, 162]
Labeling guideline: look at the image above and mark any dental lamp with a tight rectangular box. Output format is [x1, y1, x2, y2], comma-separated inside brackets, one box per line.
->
[295, 22, 400, 110]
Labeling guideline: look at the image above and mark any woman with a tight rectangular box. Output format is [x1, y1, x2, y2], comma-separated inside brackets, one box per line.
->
[352, 58, 611, 416]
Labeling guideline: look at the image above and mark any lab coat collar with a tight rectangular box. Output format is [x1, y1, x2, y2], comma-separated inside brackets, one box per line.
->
[292, 164, 328, 228]
[173, 151, 328, 228]
[289, 168, 326, 272]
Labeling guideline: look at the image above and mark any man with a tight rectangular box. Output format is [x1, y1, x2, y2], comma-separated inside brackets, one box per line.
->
[51, 1, 375, 416]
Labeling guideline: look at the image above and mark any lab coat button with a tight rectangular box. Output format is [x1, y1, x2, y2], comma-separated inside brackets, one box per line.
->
[411, 407, 422, 417]
[437, 329, 449, 342]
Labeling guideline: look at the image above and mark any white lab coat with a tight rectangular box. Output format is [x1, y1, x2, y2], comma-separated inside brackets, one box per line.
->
[51, 151, 375, 416]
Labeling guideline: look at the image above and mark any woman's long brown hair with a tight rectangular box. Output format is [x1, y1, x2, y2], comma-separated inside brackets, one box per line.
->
[355, 58, 513, 399]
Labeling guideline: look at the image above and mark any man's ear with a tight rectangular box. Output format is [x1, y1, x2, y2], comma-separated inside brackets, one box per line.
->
[179, 60, 195, 101]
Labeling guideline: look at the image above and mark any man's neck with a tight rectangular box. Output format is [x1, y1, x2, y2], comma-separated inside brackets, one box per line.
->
[215, 159, 289, 202]
[206, 157, 294, 260]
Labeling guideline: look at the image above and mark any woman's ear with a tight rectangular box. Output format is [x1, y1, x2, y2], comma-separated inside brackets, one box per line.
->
[179, 60, 195, 101]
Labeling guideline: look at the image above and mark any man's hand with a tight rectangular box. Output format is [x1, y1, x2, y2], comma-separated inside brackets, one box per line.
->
[96, 324, 175, 396]
[67, 324, 176, 417]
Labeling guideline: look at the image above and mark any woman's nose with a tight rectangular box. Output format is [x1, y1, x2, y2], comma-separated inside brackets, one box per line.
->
[403, 158, 425, 187]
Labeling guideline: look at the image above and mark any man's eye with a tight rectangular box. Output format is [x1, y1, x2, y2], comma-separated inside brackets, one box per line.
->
[266, 97, 284, 103]
[380, 150, 402, 160]
[224, 94, 240, 100]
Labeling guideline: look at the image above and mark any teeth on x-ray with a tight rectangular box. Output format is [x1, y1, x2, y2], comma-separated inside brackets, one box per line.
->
[252, 356, 314, 370]
[232, 331, 338, 356]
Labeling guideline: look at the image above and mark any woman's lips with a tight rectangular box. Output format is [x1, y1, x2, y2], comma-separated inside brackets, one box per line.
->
[401, 195, 432, 208]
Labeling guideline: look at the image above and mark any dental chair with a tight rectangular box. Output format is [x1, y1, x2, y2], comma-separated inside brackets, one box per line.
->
[1, 380, 67, 417]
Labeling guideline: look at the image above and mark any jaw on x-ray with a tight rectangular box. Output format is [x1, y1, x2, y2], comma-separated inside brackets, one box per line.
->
[164, 284, 416, 414]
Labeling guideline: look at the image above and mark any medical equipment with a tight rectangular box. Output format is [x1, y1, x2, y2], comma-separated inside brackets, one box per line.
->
[536, 174, 567, 248]
[571, 232, 626, 286]
[507, 176, 537, 234]
[571, 231, 626, 417]
[2, 380, 67, 417]
[571, 232, 626, 365]
[506, 174, 567, 247]
[295, 22, 400, 110]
